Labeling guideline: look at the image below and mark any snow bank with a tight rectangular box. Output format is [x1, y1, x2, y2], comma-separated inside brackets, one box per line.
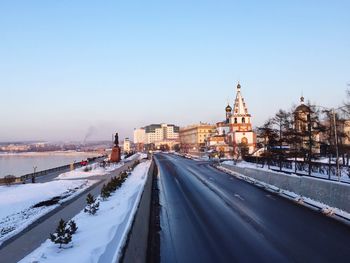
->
[223, 160, 350, 183]
[20, 161, 152, 263]
[138, 153, 148, 160]
[0, 180, 93, 246]
[57, 163, 123, 180]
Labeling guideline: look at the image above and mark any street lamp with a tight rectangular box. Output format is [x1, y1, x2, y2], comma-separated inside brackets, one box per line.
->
[32, 166, 37, 183]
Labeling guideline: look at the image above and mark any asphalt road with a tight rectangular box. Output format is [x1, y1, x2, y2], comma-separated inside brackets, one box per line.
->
[0, 160, 138, 263]
[154, 153, 350, 263]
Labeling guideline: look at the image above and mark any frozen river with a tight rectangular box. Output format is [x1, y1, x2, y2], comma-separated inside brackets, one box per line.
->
[0, 152, 101, 178]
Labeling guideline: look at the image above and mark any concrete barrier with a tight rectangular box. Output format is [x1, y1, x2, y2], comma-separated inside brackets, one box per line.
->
[120, 160, 155, 263]
[221, 164, 350, 213]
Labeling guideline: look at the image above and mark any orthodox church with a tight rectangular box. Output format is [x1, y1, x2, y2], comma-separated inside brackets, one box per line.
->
[208, 83, 256, 157]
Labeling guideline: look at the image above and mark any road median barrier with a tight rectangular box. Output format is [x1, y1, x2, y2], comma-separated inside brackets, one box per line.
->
[120, 160, 155, 263]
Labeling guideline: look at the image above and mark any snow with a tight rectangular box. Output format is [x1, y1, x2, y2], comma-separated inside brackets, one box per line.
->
[20, 160, 152, 263]
[137, 153, 148, 160]
[222, 160, 350, 183]
[0, 180, 94, 246]
[57, 163, 122, 180]
[124, 152, 147, 162]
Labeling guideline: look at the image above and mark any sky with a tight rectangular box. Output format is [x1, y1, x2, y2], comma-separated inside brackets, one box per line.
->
[0, 0, 349, 142]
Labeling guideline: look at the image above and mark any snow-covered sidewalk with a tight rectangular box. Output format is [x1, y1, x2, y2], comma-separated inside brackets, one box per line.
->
[20, 160, 152, 263]
[0, 180, 94, 246]
[222, 160, 350, 183]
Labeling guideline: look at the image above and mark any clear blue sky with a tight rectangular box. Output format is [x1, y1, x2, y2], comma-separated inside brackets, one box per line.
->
[0, 0, 349, 142]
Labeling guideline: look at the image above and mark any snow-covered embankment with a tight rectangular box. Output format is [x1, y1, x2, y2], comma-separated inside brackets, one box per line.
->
[20, 160, 152, 263]
[0, 180, 94, 246]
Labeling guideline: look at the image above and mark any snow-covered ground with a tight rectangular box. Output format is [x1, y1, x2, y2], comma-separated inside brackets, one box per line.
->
[0, 180, 95, 246]
[57, 163, 122, 180]
[124, 152, 147, 162]
[20, 160, 152, 263]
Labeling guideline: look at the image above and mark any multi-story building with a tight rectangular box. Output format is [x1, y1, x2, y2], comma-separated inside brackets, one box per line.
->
[123, 138, 131, 153]
[133, 128, 146, 144]
[179, 123, 216, 154]
[133, 123, 180, 150]
[145, 124, 179, 144]
[133, 128, 146, 152]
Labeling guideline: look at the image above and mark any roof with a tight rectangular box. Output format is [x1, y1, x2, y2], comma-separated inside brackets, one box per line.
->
[295, 104, 311, 113]
[233, 83, 250, 117]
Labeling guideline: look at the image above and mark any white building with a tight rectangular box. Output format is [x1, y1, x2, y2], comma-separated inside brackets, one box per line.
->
[133, 128, 146, 144]
[123, 138, 131, 153]
[145, 123, 179, 144]
[227, 83, 256, 154]
[133, 123, 180, 150]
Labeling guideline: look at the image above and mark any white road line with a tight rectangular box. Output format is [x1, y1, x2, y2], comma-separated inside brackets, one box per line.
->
[234, 194, 244, 201]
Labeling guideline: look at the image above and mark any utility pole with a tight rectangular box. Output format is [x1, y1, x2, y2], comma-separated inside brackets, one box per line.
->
[279, 121, 282, 172]
[308, 111, 312, 176]
[332, 109, 340, 180]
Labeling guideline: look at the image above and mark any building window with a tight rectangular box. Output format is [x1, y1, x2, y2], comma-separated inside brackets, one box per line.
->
[242, 117, 245, 123]
[241, 137, 248, 145]
[234, 118, 237, 124]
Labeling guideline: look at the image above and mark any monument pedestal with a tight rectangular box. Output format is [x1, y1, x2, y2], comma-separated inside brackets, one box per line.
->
[110, 146, 121, 163]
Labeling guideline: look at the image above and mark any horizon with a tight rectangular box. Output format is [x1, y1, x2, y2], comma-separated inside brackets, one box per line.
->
[1, 1, 349, 142]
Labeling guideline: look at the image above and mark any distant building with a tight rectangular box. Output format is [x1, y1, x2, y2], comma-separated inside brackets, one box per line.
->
[133, 128, 146, 144]
[293, 96, 320, 155]
[227, 83, 256, 154]
[133, 123, 180, 151]
[133, 128, 146, 152]
[341, 120, 350, 146]
[294, 96, 312, 133]
[207, 83, 256, 158]
[145, 124, 179, 144]
[123, 138, 131, 153]
[179, 123, 216, 154]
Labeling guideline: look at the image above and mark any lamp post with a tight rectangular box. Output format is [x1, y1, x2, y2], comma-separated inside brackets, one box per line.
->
[32, 166, 37, 183]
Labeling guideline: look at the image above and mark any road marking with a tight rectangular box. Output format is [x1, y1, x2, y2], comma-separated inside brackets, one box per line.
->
[266, 194, 276, 201]
[234, 194, 244, 201]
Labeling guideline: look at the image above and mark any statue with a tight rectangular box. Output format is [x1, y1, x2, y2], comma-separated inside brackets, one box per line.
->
[110, 132, 121, 163]
[114, 133, 119, 147]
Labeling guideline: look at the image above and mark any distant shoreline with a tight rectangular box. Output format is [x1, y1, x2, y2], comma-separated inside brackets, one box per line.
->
[0, 151, 102, 157]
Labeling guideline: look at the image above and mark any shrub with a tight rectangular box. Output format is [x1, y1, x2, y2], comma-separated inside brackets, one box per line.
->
[4, 175, 16, 186]
[100, 184, 111, 200]
[68, 220, 78, 235]
[84, 193, 99, 215]
[50, 219, 72, 248]
[83, 166, 92, 172]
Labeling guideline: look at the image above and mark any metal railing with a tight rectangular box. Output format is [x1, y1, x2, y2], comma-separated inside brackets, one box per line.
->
[243, 156, 350, 184]
[0, 155, 106, 185]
